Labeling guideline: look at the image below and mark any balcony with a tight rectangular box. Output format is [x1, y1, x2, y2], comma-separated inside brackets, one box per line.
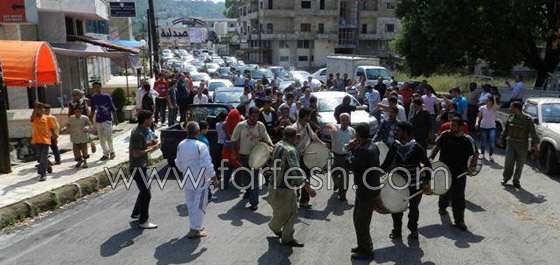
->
[36, 0, 108, 20]
[317, 33, 336, 40]
[259, 9, 338, 18]
[359, 34, 378, 40]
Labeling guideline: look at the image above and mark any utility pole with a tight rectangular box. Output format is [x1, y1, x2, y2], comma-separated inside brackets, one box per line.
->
[0, 60, 11, 173]
[147, 9, 154, 78]
[148, 0, 159, 76]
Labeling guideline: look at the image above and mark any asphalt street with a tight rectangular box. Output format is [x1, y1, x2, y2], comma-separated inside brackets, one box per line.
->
[0, 148, 559, 265]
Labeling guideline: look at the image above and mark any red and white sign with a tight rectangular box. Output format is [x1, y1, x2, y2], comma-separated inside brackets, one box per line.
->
[0, 0, 26, 23]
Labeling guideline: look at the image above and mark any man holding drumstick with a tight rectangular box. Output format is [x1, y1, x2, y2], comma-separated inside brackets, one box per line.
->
[381, 121, 432, 240]
[288, 107, 323, 209]
[430, 117, 478, 231]
[325, 113, 355, 201]
[231, 107, 273, 211]
[268, 127, 317, 247]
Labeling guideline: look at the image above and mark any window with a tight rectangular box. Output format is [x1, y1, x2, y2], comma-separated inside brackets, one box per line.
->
[300, 23, 311, 32]
[260, 2, 263, 9]
[386, 24, 395, 32]
[76, 19, 84, 36]
[340, 1, 347, 17]
[320, 0, 325, 10]
[297, 40, 310, 48]
[267, 23, 273, 34]
[357, 68, 365, 77]
[279, 41, 289, 48]
[280, 56, 289, 62]
[361, 24, 367, 34]
[524, 103, 538, 118]
[301, 1, 311, 8]
[298, 56, 308, 62]
[65, 17, 75, 36]
[268, 0, 273, 9]
[318, 23, 324, 34]
[386, 1, 395, 10]
[86, 20, 109, 35]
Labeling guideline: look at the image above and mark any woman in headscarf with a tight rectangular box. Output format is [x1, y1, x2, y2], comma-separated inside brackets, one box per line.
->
[221, 109, 243, 189]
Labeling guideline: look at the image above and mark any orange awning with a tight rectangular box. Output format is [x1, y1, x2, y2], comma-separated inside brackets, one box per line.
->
[0, 40, 60, 87]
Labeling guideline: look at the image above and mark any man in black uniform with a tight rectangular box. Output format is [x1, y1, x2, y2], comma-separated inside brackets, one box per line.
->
[430, 117, 479, 231]
[381, 121, 431, 239]
[347, 123, 382, 260]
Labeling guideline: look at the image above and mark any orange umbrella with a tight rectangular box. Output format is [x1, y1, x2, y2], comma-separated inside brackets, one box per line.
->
[0, 40, 60, 87]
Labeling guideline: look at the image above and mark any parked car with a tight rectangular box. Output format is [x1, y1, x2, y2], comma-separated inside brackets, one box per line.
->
[216, 67, 232, 79]
[267, 66, 285, 75]
[312, 68, 327, 84]
[312, 91, 378, 142]
[496, 97, 560, 174]
[224, 56, 237, 67]
[181, 64, 198, 74]
[250, 69, 273, 83]
[191, 73, 211, 89]
[207, 79, 234, 98]
[288, 71, 322, 87]
[204, 63, 220, 75]
[213, 58, 226, 67]
[193, 61, 205, 72]
[213, 87, 245, 108]
[247, 64, 259, 70]
[160, 104, 232, 168]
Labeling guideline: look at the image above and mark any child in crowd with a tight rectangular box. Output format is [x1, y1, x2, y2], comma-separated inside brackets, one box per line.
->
[62, 106, 91, 168]
[198, 120, 210, 147]
[44, 104, 61, 165]
[31, 102, 56, 181]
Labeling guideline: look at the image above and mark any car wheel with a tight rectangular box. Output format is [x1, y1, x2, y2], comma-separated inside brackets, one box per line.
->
[542, 145, 558, 175]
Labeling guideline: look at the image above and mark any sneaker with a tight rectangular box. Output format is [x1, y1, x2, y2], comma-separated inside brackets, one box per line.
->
[100, 156, 110, 161]
[110, 152, 116, 160]
[249, 204, 258, 211]
[299, 202, 312, 209]
[138, 221, 158, 229]
[513, 182, 521, 189]
[501, 179, 508, 186]
[455, 222, 468, 231]
[82, 163, 88, 168]
[282, 240, 304, 248]
[47, 166, 53, 174]
[130, 214, 139, 219]
[489, 155, 494, 162]
[39, 175, 46, 181]
[76, 160, 83, 168]
[186, 229, 207, 238]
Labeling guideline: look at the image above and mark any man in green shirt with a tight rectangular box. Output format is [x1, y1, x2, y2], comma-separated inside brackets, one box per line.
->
[498, 101, 539, 189]
[268, 127, 316, 247]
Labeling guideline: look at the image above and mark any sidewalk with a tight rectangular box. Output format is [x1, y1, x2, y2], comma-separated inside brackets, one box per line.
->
[0, 122, 163, 209]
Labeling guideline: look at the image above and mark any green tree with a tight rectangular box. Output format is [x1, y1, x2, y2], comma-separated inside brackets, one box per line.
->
[394, 0, 560, 86]
[224, 0, 244, 18]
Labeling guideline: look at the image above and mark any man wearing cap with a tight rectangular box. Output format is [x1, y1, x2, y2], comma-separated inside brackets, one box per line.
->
[430, 117, 478, 231]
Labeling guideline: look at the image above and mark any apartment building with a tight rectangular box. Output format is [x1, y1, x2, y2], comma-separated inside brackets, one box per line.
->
[237, 0, 399, 68]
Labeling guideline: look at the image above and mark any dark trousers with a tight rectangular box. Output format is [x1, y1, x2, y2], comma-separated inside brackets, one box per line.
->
[353, 192, 376, 255]
[298, 163, 312, 204]
[35, 144, 49, 177]
[50, 137, 60, 163]
[332, 154, 349, 197]
[178, 99, 188, 122]
[240, 155, 259, 206]
[391, 186, 422, 233]
[155, 98, 167, 124]
[438, 173, 466, 223]
[467, 104, 479, 135]
[131, 168, 151, 224]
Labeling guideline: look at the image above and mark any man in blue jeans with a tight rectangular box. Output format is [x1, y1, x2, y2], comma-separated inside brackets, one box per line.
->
[231, 107, 273, 211]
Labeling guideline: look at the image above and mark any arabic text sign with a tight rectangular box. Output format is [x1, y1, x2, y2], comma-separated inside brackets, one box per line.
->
[110, 2, 136, 18]
[159, 27, 189, 39]
[0, 0, 26, 23]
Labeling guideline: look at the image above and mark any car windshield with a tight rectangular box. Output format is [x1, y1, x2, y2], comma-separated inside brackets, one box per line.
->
[366, 69, 391, 80]
[219, 67, 230, 74]
[215, 91, 243, 103]
[541, 103, 560, 123]
[292, 71, 310, 80]
[187, 105, 230, 128]
[252, 69, 273, 79]
[208, 82, 230, 91]
[192, 74, 209, 81]
[206, 63, 219, 69]
[318, 95, 359, 112]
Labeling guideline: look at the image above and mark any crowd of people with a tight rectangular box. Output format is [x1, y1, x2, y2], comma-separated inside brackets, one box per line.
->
[122, 69, 538, 261]
[28, 67, 538, 260]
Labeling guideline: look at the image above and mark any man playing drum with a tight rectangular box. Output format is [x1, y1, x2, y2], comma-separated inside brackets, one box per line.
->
[347, 124, 382, 261]
[381, 121, 432, 239]
[288, 107, 323, 209]
[231, 107, 273, 211]
[429, 117, 479, 231]
[325, 113, 355, 201]
[268, 127, 317, 247]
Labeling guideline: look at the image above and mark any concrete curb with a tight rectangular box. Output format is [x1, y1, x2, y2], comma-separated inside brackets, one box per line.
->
[0, 156, 163, 230]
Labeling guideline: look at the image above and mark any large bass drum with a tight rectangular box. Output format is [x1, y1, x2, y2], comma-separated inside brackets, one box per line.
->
[430, 161, 452, 195]
[303, 142, 331, 170]
[373, 173, 410, 214]
[375, 141, 390, 165]
[248, 142, 272, 168]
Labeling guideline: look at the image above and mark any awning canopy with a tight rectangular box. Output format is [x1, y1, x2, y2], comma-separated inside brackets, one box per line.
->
[0, 40, 60, 87]
[109, 40, 142, 49]
[51, 43, 141, 69]
[68, 35, 140, 54]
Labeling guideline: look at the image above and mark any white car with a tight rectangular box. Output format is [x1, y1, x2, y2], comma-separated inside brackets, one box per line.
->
[207, 79, 234, 99]
[312, 91, 378, 141]
[288, 71, 322, 88]
[191, 73, 211, 89]
[312, 68, 327, 84]
[181, 64, 198, 74]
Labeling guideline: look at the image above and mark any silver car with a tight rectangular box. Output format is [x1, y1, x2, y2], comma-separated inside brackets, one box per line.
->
[312, 91, 378, 142]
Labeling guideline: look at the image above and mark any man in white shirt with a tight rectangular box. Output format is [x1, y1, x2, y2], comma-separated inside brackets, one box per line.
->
[307, 76, 318, 92]
[175, 121, 218, 238]
[279, 93, 298, 120]
[325, 113, 355, 201]
[231, 107, 273, 211]
[366, 85, 381, 119]
[193, 83, 209, 104]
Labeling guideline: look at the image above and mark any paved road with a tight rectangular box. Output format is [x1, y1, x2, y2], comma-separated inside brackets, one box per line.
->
[0, 149, 559, 265]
